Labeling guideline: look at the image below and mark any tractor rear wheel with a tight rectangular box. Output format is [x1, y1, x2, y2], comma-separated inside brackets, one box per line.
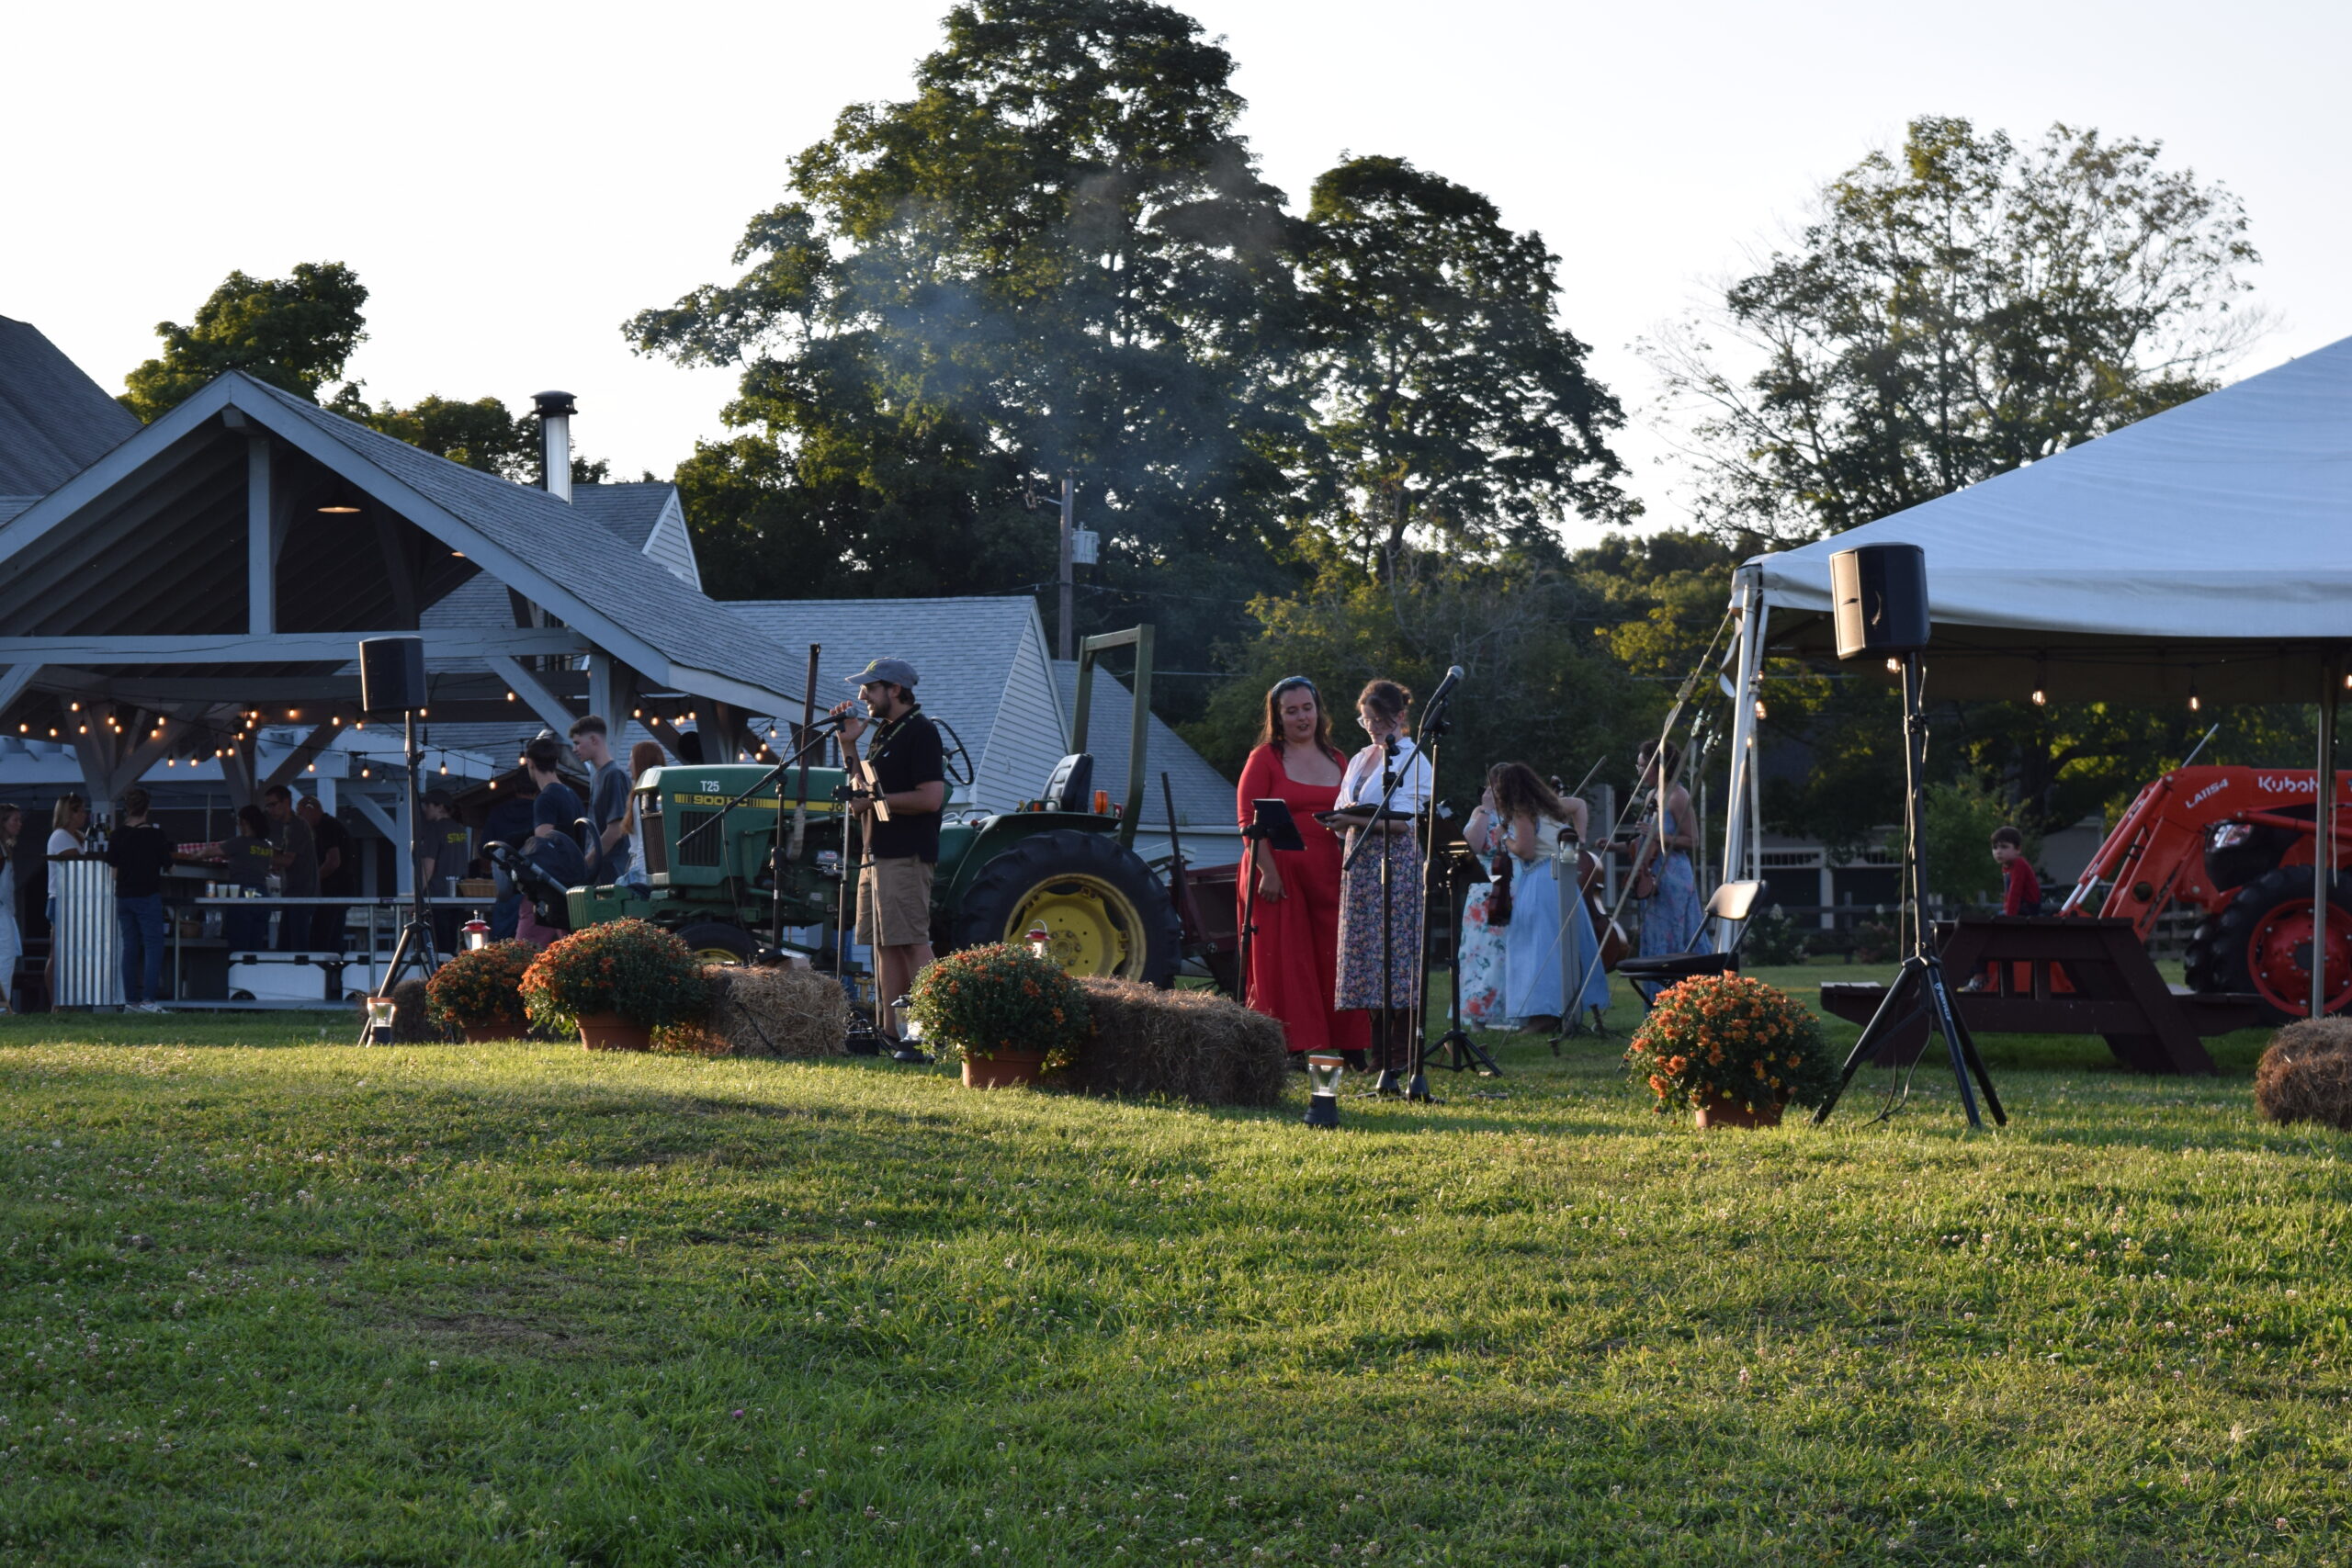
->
[674, 921, 759, 967]
[949, 829, 1181, 986]
[2194, 867, 2352, 1023]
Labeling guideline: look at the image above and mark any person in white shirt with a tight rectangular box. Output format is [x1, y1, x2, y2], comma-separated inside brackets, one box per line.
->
[1329, 680, 1431, 1075]
[43, 794, 91, 1008]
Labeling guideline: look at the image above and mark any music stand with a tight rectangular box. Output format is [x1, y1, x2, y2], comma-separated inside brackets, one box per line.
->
[1235, 798, 1306, 1011]
[1423, 813, 1498, 1079]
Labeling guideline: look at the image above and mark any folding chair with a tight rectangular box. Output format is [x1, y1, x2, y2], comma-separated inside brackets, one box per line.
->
[1618, 879, 1764, 1006]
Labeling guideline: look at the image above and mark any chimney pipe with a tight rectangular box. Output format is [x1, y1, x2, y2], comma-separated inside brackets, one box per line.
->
[531, 389, 576, 502]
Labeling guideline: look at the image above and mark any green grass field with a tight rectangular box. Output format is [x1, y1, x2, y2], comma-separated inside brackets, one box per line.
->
[4, 971, 2347, 1565]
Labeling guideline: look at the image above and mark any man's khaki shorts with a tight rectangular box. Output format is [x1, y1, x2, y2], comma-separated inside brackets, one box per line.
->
[856, 856, 934, 948]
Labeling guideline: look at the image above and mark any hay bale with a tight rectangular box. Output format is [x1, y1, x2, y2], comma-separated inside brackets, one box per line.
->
[1074, 979, 1288, 1107]
[2256, 1016, 2352, 1130]
[685, 964, 851, 1057]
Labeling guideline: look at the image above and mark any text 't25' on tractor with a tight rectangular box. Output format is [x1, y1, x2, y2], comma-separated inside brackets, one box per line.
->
[2061, 763, 2352, 1021]
[514, 627, 1182, 985]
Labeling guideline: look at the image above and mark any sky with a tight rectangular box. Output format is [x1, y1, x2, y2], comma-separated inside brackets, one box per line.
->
[3, 0, 2344, 544]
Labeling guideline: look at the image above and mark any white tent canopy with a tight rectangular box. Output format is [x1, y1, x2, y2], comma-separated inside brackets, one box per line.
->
[1718, 333, 2352, 987]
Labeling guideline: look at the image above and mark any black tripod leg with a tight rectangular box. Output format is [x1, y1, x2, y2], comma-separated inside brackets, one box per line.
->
[1921, 957, 2006, 1127]
[1916, 958, 1984, 1130]
[1812, 958, 1927, 1125]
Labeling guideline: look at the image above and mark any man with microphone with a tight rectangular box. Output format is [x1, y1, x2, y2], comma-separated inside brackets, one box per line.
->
[830, 658, 947, 1043]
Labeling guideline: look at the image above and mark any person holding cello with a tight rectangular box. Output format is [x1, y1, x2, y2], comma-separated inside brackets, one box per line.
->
[1463, 762, 1611, 1030]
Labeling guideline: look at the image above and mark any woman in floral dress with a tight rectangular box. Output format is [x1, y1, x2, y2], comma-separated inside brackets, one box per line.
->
[1333, 680, 1430, 1069]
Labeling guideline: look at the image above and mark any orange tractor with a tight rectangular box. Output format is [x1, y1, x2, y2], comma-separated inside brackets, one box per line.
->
[2059, 765, 2352, 1021]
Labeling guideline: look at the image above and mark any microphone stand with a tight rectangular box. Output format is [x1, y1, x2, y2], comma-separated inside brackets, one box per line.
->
[1408, 679, 1487, 1095]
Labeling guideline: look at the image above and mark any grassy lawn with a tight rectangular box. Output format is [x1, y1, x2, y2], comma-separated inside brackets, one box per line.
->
[4, 975, 2348, 1565]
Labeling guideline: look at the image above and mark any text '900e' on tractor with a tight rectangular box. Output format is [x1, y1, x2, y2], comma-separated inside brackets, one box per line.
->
[522, 627, 1183, 985]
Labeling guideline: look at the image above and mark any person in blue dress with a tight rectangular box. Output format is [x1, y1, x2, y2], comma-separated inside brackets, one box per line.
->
[1464, 762, 1611, 1030]
[1629, 739, 1708, 1000]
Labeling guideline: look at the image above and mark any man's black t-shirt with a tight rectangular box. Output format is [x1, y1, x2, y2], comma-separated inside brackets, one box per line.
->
[311, 814, 357, 897]
[106, 822, 175, 899]
[865, 709, 946, 863]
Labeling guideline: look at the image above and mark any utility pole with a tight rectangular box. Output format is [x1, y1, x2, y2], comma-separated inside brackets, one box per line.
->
[1056, 472, 1075, 662]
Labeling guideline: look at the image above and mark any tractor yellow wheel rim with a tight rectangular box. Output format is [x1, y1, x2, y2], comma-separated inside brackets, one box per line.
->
[691, 943, 749, 966]
[1002, 874, 1145, 978]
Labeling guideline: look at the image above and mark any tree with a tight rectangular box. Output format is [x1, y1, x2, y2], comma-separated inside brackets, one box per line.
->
[1183, 547, 1644, 796]
[1292, 156, 1632, 569]
[120, 262, 370, 420]
[1648, 117, 2261, 547]
[627, 0, 1305, 676]
[364, 394, 613, 485]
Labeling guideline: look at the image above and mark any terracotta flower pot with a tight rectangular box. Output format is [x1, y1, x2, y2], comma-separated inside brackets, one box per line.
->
[1694, 1092, 1785, 1130]
[961, 1050, 1046, 1089]
[578, 1011, 653, 1053]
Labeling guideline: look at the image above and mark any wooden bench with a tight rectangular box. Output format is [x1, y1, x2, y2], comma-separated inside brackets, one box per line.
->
[1816, 918, 2246, 1075]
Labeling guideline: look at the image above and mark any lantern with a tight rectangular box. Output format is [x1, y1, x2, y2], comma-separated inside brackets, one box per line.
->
[461, 918, 491, 952]
[1304, 1054, 1344, 1128]
[364, 996, 398, 1045]
[1026, 921, 1052, 961]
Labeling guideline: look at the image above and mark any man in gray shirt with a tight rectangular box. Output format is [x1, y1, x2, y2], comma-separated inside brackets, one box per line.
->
[568, 714, 634, 887]
[265, 784, 317, 952]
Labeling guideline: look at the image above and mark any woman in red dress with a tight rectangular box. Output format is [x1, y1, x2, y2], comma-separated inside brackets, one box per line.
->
[1237, 677, 1371, 1064]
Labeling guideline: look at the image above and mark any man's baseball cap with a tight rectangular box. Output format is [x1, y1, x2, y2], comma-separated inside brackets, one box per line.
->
[846, 658, 919, 690]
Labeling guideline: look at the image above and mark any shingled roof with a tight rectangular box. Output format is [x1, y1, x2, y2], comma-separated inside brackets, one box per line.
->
[0, 314, 140, 495]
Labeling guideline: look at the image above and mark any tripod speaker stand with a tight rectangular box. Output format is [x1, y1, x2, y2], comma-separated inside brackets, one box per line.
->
[1809, 546, 2005, 1130]
[357, 637, 439, 1042]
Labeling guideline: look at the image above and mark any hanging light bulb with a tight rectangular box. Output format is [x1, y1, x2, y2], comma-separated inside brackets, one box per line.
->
[68, 702, 79, 712]
[332, 715, 342, 727]
[2188, 687, 2201, 714]
[439, 760, 448, 775]
[1752, 698, 1767, 721]
[76, 724, 85, 735]
[1884, 657, 1901, 674]
[2030, 687, 2047, 706]
[361, 766, 371, 779]
[632, 706, 641, 718]
[288, 708, 300, 721]
[505, 690, 515, 702]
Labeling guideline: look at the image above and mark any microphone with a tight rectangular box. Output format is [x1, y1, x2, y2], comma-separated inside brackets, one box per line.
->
[1426, 664, 1466, 710]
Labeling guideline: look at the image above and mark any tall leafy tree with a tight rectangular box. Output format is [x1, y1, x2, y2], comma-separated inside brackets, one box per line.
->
[364, 394, 613, 484]
[1647, 117, 2260, 547]
[628, 0, 1305, 672]
[1293, 155, 1632, 569]
[120, 262, 371, 420]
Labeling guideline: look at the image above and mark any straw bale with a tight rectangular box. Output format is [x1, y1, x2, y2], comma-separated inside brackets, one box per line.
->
[678, 964, 851, 1058]
[2256, 1016, 2352, 1131]
[1074, 979, 1288, 1107]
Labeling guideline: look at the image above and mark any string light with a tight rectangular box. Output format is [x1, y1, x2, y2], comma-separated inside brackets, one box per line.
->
[2031, 687, 2047, 706]
[1752, 699, 1767, 721]
[332, 715, 342, 727]
[506, 691, 515, 702]
[1884, 657, 1901, 674]
[68, 702, 78, 712]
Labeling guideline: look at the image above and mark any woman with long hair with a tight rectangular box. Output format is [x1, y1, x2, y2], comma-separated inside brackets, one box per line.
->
[1465, 762, 1611, 1029]
[624, 739, 666, 895]
[1234, 677, 1370, 1063]
[43, 794, 91, 1010]
[0, 803, 22, 1012]
[1332, 679, 1430, 1067]
[1629, 739, 1707, 997]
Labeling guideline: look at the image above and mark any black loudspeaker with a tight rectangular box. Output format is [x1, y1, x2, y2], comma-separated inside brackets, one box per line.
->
[358, 636, 427, 715]
[1830, 543, 1930, 660]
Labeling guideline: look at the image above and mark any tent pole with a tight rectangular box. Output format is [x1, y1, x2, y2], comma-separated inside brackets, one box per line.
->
[2317, 651, 2341, 1021]
[1718, 568, 1767, 947]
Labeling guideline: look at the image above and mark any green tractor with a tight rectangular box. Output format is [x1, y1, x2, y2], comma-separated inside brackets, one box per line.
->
[551, 627, 1182, 984]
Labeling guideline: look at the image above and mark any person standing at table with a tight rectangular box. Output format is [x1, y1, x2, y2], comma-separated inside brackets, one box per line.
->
[1235, 676, 1369, 1065]
[105, 787, 176, 1013]
[264, 784, 316, 952]
[44, 794, 93, 1007]
[415, 788, 472, 957]
[1332, 680, 1430, 1074]
[0, 803, 22, 1013]
[299, 795, 356, 954]
[217, 805, 276, 954]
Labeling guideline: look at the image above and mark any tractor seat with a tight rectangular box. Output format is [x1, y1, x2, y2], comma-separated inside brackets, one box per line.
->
[1040, 752, 1095, 812]
[1618, 879, 1764, 1001]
